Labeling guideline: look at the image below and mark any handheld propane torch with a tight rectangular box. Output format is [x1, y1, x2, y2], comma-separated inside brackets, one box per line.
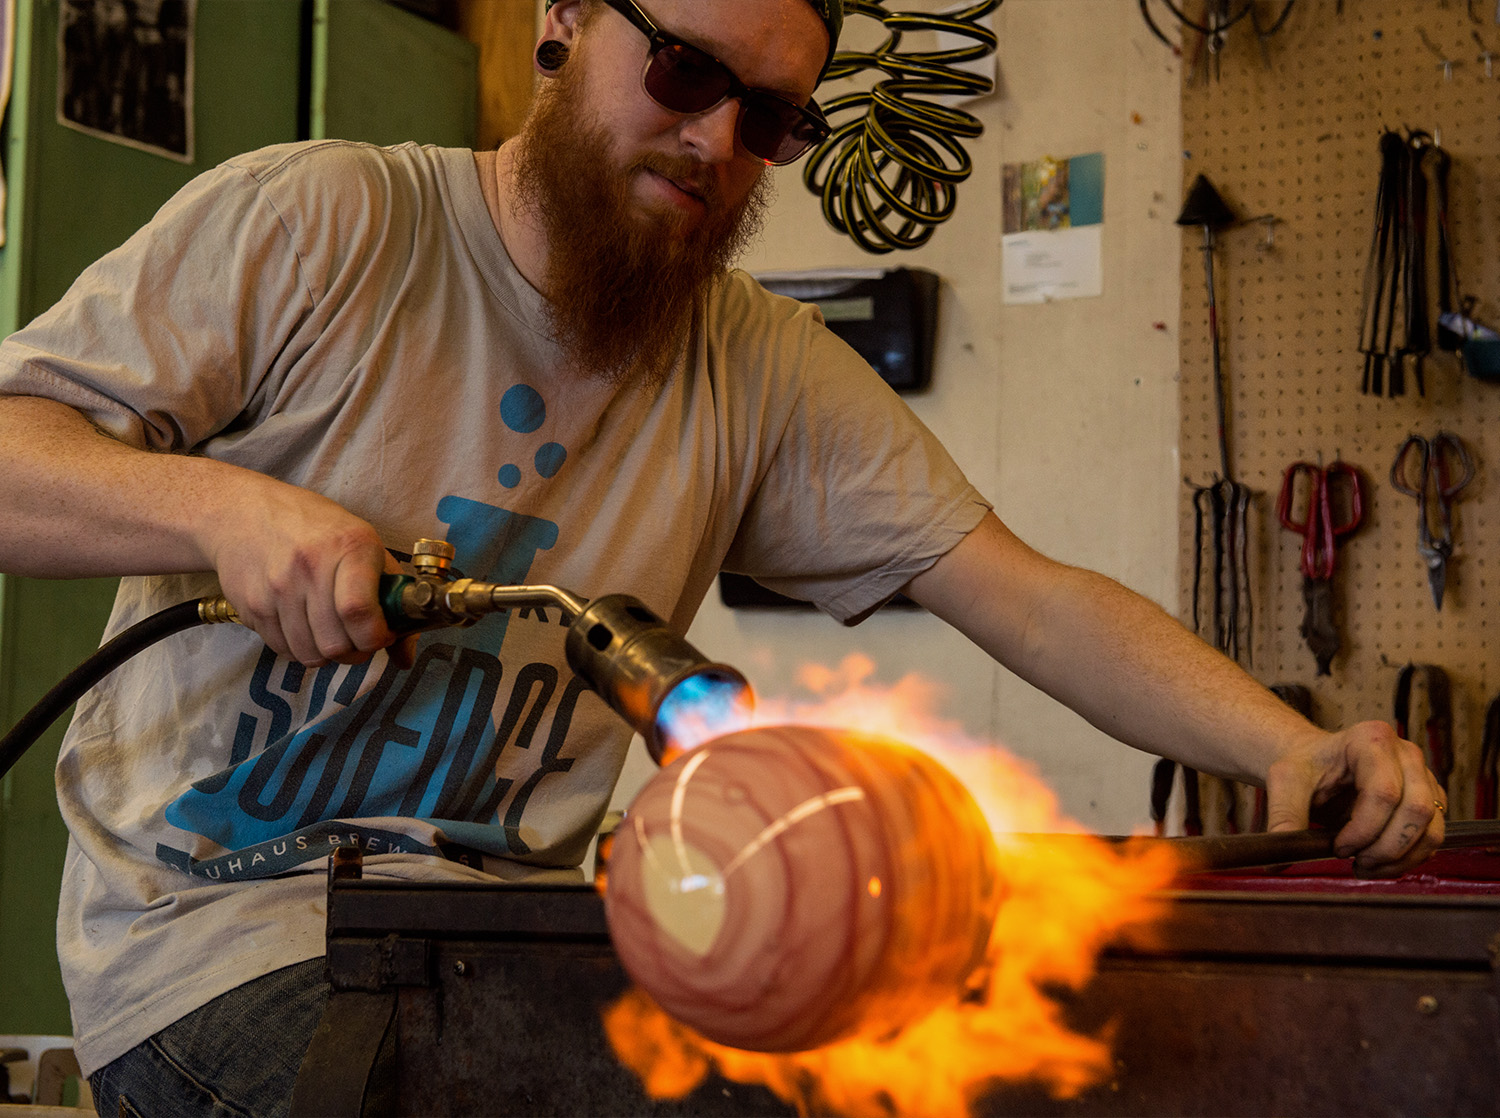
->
[0, 539, 752, 778]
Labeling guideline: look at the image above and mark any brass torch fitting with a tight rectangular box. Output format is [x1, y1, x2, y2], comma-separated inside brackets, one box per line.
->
[379, 541, 587, 632]
[198, 597, 239, 624]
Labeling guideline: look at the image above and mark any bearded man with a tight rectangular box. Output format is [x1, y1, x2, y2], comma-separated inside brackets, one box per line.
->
[0, 1, 1445, 1114]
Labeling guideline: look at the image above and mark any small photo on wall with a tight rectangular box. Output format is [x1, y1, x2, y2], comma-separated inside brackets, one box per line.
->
[57, 0, 195, 162]
[1001, 151, 1104, 304]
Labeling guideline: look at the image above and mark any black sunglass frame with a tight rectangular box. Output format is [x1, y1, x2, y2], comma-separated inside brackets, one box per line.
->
[598, 0, 830, 165]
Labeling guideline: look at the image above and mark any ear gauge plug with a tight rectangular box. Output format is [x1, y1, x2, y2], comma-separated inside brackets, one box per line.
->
[535, 40, 570, 72]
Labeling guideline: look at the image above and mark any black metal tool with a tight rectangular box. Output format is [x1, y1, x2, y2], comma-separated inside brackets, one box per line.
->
[1138, 0, 1297, 80]
[1180, 174, 1238, 485]
[1359, 131, 1404, 395]
[1432, 144, 1463, 352]
[1359, 130, 1449, 396]
[1394, 663, 1453, 795]
[1399, 133, 1433, 394]
[1390, 432, 1475, 610]
[1179, 174, 1253, 667]
[1150, 756, 1176, 837]
[1170, 175, 1254, 840]
[1155, 817, 1499, 871]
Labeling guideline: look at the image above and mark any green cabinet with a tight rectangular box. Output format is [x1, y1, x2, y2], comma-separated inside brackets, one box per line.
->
[0, 576, 122, 1036]
[0, 0, 477, 1036]
[314, 0, 479, 149]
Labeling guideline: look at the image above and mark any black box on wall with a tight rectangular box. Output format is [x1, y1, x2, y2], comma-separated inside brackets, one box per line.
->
[755, 267, 940, 393]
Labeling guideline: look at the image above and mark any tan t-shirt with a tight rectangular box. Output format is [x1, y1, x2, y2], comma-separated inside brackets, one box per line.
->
[0, 140, 989, 1073]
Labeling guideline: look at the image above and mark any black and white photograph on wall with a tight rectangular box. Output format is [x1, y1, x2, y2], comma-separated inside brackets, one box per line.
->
[57, 0, 195, 162]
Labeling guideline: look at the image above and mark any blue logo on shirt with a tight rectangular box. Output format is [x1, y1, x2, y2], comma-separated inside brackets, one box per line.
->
[158, 386, 587, 880]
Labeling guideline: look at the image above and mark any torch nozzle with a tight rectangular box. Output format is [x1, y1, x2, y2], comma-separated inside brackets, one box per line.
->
[563, 594, 753, 763]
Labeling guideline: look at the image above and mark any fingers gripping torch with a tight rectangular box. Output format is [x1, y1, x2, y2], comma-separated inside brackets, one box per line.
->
[0, 539, 752, 779]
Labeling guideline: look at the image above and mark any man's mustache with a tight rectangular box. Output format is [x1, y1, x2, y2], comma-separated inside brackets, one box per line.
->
[632, 153, 721, 208]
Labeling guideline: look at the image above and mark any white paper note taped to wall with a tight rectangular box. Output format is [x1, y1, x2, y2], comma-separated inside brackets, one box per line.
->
[1001, 226, 1104, 304]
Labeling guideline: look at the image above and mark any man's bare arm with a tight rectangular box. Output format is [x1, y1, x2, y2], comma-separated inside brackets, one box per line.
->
[0, 394, 395, 665]
[904, 511, 1444, 876]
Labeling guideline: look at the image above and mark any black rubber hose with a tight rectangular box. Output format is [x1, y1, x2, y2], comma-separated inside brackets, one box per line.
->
[0, 599, 207, 781]
[804, 0, 998, 253]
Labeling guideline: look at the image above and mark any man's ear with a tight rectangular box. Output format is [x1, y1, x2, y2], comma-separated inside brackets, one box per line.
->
[540, 4, 585, 46]
[535, 1, 584, 75]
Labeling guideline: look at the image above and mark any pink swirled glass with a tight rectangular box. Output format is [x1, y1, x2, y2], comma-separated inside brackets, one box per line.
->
[602, 724, 1004, 1052]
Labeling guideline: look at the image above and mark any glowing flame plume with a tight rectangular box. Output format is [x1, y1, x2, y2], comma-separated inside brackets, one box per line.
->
[604, 655, 1182, 1118]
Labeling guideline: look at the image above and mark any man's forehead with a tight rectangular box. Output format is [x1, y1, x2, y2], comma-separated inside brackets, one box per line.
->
[547, 0, 843, 78]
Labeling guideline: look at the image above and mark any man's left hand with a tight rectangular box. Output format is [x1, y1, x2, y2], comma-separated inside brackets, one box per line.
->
[1264, 721, 1445, 877]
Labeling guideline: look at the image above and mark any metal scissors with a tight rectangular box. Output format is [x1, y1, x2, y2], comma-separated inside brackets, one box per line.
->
[1276, 459, 1364, 674]
[1276, 460, 1364, 580]
[1390, 432, 1475, 610]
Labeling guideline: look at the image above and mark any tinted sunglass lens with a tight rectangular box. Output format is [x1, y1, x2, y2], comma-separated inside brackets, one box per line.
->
[741, 98, 825, 164]
[738, 101, 801, 162]
[645, 42, 732, 113]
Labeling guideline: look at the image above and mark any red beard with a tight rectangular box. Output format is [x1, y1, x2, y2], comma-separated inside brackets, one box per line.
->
[512, 50, 770, 390]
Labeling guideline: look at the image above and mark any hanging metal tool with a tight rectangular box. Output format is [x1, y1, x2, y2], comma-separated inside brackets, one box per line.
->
[1398, 133, 1434, 392]
[1393, 664, 1453, 797]
[1139, 0, 1297, 80]
[1390, 432, 1475, 610]
[1359, 130, 1444, 397]
[1429, 142, 1500, 379]
[1432, 142, 1464, 352]
[1276, 458, 1364, 675]
[1180, 174, 1251, 663]
[1149, 756, 1175, 837]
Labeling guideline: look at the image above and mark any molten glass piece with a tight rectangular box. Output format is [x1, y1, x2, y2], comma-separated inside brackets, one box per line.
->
[602, 724, 1003, 1053]
[602, 658, 1183, 1117]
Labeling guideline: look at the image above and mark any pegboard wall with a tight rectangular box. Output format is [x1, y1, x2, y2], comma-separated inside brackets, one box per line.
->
[1174, 0, 1500, 818]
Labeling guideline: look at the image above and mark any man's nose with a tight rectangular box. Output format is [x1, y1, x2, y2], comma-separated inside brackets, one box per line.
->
[678, 98, 742, 163]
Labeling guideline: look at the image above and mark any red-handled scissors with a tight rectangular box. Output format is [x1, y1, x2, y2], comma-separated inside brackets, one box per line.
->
[1276, 460, 1364, 580]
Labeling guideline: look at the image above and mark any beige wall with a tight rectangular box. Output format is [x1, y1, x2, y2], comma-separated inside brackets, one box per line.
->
[617, 0, 1186, 834]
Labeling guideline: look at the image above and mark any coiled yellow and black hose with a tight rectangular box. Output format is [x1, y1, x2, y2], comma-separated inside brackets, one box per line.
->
[805, 0, 1000, 253]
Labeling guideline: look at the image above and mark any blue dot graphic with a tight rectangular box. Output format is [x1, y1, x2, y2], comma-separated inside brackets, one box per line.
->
[497, 464, 522, 488]
[535, 442, 567, 479]
[500, 384, 546, 434]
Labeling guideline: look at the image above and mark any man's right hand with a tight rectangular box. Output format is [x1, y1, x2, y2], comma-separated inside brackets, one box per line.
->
[201, 484, 399, 666]
[0, 395, 402, 667]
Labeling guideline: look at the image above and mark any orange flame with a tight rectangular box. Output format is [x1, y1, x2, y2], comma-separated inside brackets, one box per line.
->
[603, 655, 1182, 1117]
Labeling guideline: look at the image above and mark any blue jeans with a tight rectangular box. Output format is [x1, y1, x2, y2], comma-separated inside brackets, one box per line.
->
[89, 958, 328, 1118]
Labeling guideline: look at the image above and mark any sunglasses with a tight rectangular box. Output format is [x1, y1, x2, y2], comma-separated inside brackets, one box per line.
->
[600, 0, 830, 166]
